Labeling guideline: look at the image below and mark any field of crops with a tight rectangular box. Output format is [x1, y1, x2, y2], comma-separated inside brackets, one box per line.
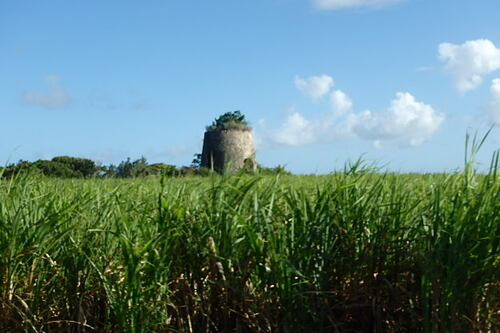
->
[0, 154, 499, 332]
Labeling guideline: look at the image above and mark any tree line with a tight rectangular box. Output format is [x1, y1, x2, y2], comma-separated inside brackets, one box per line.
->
[0, 156, 186, 179]
[0, 155, 290, 179]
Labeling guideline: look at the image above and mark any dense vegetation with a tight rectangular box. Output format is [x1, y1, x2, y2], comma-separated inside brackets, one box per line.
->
[1, 155, 286, 179]
[206, 110, 251, 131]
[0, 156, 182, 179]
[0, 146, 498, 332]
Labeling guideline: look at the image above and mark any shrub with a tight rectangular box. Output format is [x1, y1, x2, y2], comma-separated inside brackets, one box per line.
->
[206, 110, 251, 131]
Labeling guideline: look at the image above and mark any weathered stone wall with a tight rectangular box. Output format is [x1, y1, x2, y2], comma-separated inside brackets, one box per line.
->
[201, 129, 256, 173]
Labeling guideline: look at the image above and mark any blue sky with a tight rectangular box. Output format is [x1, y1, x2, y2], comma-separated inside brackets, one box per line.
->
[1, 0, 499, 173]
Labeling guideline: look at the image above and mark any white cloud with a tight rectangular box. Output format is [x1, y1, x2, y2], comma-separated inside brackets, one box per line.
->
[268, 82, 444, 147]
[23, 75, 70, 109]
[488, 78, 500, 124]
[273, 112, 316, 146]
[330, 89, 353, 116]
[314, 0, 403, 11]
[346, 92, 444, 147]
[439, 39, 500, 93]
[294, 75, 334, 99]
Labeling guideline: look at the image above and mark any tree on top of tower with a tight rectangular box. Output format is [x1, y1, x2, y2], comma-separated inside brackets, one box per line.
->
[206, 110, 251, 131]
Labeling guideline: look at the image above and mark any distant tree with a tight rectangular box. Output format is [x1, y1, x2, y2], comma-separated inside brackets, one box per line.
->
[1, 158, 96, 178]
[115, 157, 136, 178]
[114, 157, 170, 178]
[148, 163, 179, 176]
[1, 155, 193, 179]
[32, 160, 82, 178]
[256, 164, 291, 176]
[191, 153, 202, 169]
[97, 158, 181, 178]
[1, 160, 32, 178]
[51, 156, 98, 178]
[130, 157, 149, 177]
[102, 164, 118, 178]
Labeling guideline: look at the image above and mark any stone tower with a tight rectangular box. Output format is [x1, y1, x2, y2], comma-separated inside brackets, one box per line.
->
[201, 111, 256, 173]
[201, 128, 256, 173]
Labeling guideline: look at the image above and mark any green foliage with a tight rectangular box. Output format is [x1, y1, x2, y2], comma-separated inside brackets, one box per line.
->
[206, 110, 251, 131]
[1, 150, 498, 331]
[256, 163, 291, 175]
[191, 153, 202, 169]
[1, 157, 184, 179]
[32, 160, 82, 178]
[2, 155, 287, 180]
[104, 157, 181, 178]
[0, 160, 33, 178]
[51, 155, 99, 177]
[1, 156, 99, 178]
[116, 157, 148, 178]
[148, 163, 179, 177]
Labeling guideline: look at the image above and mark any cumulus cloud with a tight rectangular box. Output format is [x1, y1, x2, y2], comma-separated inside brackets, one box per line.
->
[345, 92, 444, 147]
[23, 75, 70, 109]
[330, 89, 353, 116]
[269, 78, 444, 148]
[273, 112, 316, 146]
[488, 78, 500, 124]
[294, 75, 334, 99]
[314, 0, 404, 11]
[439, 39, 500, 93]
[294, 76, 352, 116]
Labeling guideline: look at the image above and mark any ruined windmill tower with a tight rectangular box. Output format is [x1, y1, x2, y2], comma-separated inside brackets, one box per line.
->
[201, 111, 256, 173]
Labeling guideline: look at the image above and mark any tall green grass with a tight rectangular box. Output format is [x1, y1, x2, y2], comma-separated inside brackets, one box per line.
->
[0, 153, 498, 332]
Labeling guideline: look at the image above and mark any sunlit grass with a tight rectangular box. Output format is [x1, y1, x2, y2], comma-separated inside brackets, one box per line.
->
[0, 150, 498, 332]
